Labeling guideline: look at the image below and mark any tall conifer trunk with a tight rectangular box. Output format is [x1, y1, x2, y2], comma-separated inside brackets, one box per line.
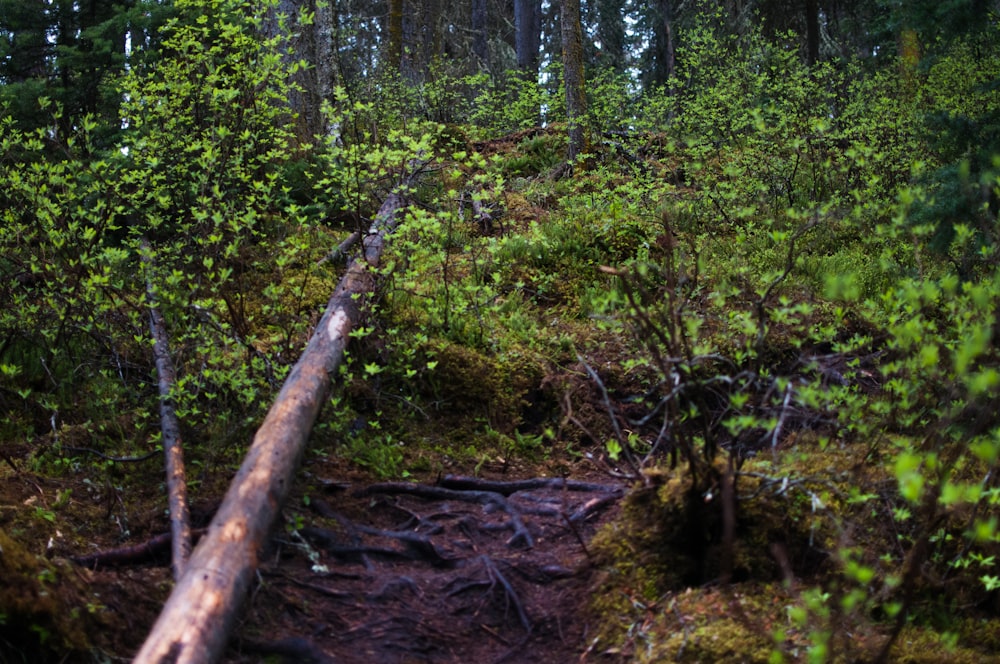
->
[805, 0, 820, 64]
[472, 0, 489, 67]
[561, 0, 587, 161]
[515, 0, 541, 72]
[388, 0, 404, 70]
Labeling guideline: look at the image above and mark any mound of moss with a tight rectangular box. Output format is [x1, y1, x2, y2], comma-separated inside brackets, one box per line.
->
[0, 529, 100, 660]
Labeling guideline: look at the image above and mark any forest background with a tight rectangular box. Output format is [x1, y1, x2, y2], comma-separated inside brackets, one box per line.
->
[1, 0, 1000, 661]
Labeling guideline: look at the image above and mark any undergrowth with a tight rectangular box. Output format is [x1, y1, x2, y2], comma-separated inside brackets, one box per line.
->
[1, 3, 999, 662]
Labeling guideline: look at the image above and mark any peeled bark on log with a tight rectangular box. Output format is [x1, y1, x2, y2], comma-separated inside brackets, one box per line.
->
[132, 179, 415, 664]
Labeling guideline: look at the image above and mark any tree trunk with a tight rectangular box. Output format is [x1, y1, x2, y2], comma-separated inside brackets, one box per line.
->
[660, 0, 675, 82]
[561, 0, 587, 162]
[472, 0, 489, 68]
[388, 0, 404, 70]
[132, 176, 418, 664]
[515, 0, 541, 72]
[805, 0, 820, 65]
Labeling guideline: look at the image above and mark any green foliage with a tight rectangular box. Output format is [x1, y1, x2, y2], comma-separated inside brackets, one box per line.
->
[581, 13, 1000, 663]
[908, 29, 1000, 269]
[3, 0, 1000, 659]
[665, 15, 846, 231]
[0, 0, 323, 469]
[467, 69, 554, 138]
[0, 0, 172, 143]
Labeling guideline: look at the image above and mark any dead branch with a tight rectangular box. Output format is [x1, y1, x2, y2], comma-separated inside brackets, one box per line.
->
[59, 446, 160, 463]
[578, 356, 642, 479]
[316, 230, 362, 266]
[471, 194, 498, 235]
[141, 237, 192, 582]
[1, 449, 19, 472]
[133, 162, 424, 664]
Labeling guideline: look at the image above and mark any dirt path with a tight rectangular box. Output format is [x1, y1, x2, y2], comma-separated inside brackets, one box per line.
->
[35, 464, 626, 663]
[221, 475, 624, 663]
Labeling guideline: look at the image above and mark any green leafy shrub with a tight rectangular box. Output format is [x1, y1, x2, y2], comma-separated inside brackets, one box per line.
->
[0, 0, 323, 468]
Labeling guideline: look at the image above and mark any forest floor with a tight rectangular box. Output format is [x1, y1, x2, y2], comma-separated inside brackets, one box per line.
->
[8, 129, 1000, 664]
[0, 436, 629, 663]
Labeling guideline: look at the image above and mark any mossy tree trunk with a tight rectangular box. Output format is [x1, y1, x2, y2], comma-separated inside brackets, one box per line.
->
[561, 0, 588, 162]
[388, 0, 404, 70]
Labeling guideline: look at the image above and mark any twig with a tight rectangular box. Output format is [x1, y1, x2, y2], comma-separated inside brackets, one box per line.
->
[579, 356, 643, 478]
[770, 381, 795, 451]
[753, 216, 820, 357]
[61, 446, 160, 463]
[1, 450, 19, 472]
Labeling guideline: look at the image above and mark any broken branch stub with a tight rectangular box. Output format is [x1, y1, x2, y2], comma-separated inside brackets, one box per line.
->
[132, 184, 413, 664]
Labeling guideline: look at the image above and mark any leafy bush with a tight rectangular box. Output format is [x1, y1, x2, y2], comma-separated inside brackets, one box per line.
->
[0, 0, 321, 465]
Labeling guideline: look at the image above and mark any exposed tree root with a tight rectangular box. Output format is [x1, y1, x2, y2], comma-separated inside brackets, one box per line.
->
[71, 528, 206, 569]
[225, 473, 625, 663]
[299, 525, 456, 567]
[235, 636, 334, 664]
[357, 482, 539, 548]
[438, 474, 624, 496]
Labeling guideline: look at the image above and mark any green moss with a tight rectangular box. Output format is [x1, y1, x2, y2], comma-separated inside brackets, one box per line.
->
[887, 623, 1000, 663]
[0, 529, 98, 658]
[588, 463, 843, 655]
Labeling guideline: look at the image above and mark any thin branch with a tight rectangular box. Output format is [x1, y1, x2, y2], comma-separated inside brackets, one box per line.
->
[61, 446, 160, 463]
[316, 230, 362, 266]
[578, 356, 642, 478]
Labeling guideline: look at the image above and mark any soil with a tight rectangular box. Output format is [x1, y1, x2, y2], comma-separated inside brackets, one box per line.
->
[0, 450, 627, 664]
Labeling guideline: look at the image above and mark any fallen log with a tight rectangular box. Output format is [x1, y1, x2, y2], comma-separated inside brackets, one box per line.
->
[132, 166, 422, 664]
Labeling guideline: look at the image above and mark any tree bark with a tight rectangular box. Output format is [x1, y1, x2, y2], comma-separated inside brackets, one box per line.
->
[514, 0, 541, 72]
[140, 238, 192, 582]
[388, 0, 404, 70]
[472, 0, 489, 68]
[132, 176, 417, 664]
[805, 0, 820, 65]
[561, 0, 587, 162]
[659, 0, 675, 82]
